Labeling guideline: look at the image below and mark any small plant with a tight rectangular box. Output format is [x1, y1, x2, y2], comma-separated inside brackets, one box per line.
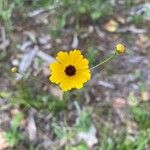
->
[117, 130, 150, 150]
[65, 142, 88, 150]
[0, 0, 23, 28]
[129, 15, 144, 25]
[75, 109, 92, 132]
[131, 103, 150, 129]
[51, 111, 91, 149]
[12, 80, 68, 113]
[10, 43, 126, 149]
[3, 112, 23, 147]
[32, 0, 113, 31]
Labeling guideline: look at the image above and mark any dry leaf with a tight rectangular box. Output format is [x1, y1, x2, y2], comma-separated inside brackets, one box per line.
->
[50, 86, 63, 100]
[0, 131, 9, 150]
[104, 20, 118, 32]
[77, 124, 98, 148]
[37, 50, 55, 64]
[117, 16, 125, 24]
[19, 46, 38, 73]
[126, 120, 138, 135]
[113, 98, 127, 109]
[141, 91, 150, 102]
[71, 33, 79, 48]
[27, 109, 37, 143]
[98, 80, 115, 89]
[43, 67, 50, 76]
[135, 34, 149, 50]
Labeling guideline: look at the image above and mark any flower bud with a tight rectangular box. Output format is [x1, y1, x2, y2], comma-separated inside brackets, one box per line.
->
[11, 67, 17, 73]
[115, 43, 126, 54]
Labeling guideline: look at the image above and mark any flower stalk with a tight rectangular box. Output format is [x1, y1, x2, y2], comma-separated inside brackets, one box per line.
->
[11, 67, 48, 85]
[90, 53, 116, 70]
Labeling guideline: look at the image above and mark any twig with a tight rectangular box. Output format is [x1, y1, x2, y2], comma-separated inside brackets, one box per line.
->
[117, 26, 146, 34]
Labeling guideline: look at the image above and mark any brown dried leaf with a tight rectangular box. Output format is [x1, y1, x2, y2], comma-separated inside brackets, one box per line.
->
[117, 16, 126, 24]
[27, 109, 37, 143]
[126, 120, 138, 135]
[0, 131, 9, 150]
[104, 20, 118, 32]
[50, 86, 63, 100]
[19, 46, 38, 73]
[71, 33, 79, 48]
[77, 124, 98, 148]
[141, 91, 150, 102]
[113, 98, 127, 109]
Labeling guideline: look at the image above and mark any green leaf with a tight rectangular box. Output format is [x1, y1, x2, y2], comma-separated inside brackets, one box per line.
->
[91, 11, 101, 20]
[3, 131, 20, 147]
[131, 103, 150, 129]
[86, 47, 97, 67]
[59, 11, 70, 28]
[12, 112, 23, 129]
[66, 142, 88, 150]
[76, 110, 92, 132]
[79, 5, 86, 14]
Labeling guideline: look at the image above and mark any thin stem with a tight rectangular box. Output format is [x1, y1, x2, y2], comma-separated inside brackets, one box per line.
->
[63, 92, 69, 145]
[90, 53, 117, 70]
[16, 72, 49, 85]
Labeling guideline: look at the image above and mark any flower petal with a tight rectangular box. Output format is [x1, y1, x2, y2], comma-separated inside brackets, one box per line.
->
[49, 61, 65, 73]
[49, 73, 64, 84]
[59, 77, 73, 91]
[69, 50, 83, 64]
[75, 58, 89, 70]
[56, 51, 70, 65]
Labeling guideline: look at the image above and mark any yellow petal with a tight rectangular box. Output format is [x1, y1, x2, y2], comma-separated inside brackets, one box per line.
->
[49, 72, 66, 84]
[75, 82, 84, 89]
[56, 51, 70, 65]
[79, 70, 91, 80]
[75, 70, 91, 83]
[75, 58, 89, 70]
[49, 61, 65, 73]
[59, 77, 73, 91]
[69, 50, 83, 64]
[73, 78, 84, 89]
[69, 70, 90, 89]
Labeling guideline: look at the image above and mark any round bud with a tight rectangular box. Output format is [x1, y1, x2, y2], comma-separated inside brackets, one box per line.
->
[115, 43, 126, 54]
[11, 67, 17, 73]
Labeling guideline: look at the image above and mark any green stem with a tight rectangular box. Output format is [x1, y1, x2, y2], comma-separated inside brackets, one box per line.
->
[16, 72, 49, 85]
[90, 53, 117, 70]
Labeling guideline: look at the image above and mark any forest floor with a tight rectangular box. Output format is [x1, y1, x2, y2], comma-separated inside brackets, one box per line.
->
[0, 0, 150, 150]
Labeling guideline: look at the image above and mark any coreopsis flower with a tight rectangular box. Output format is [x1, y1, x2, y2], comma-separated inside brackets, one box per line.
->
[49, 50, 91, 91]
[115, 43, 126, 54]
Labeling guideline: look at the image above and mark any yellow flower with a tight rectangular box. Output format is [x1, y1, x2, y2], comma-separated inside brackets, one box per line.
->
[115, 43, 126, 54]
[49, 50, 91, 91]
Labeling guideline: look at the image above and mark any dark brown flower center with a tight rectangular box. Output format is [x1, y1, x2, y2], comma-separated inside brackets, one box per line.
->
[65, 65, 76, 76]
